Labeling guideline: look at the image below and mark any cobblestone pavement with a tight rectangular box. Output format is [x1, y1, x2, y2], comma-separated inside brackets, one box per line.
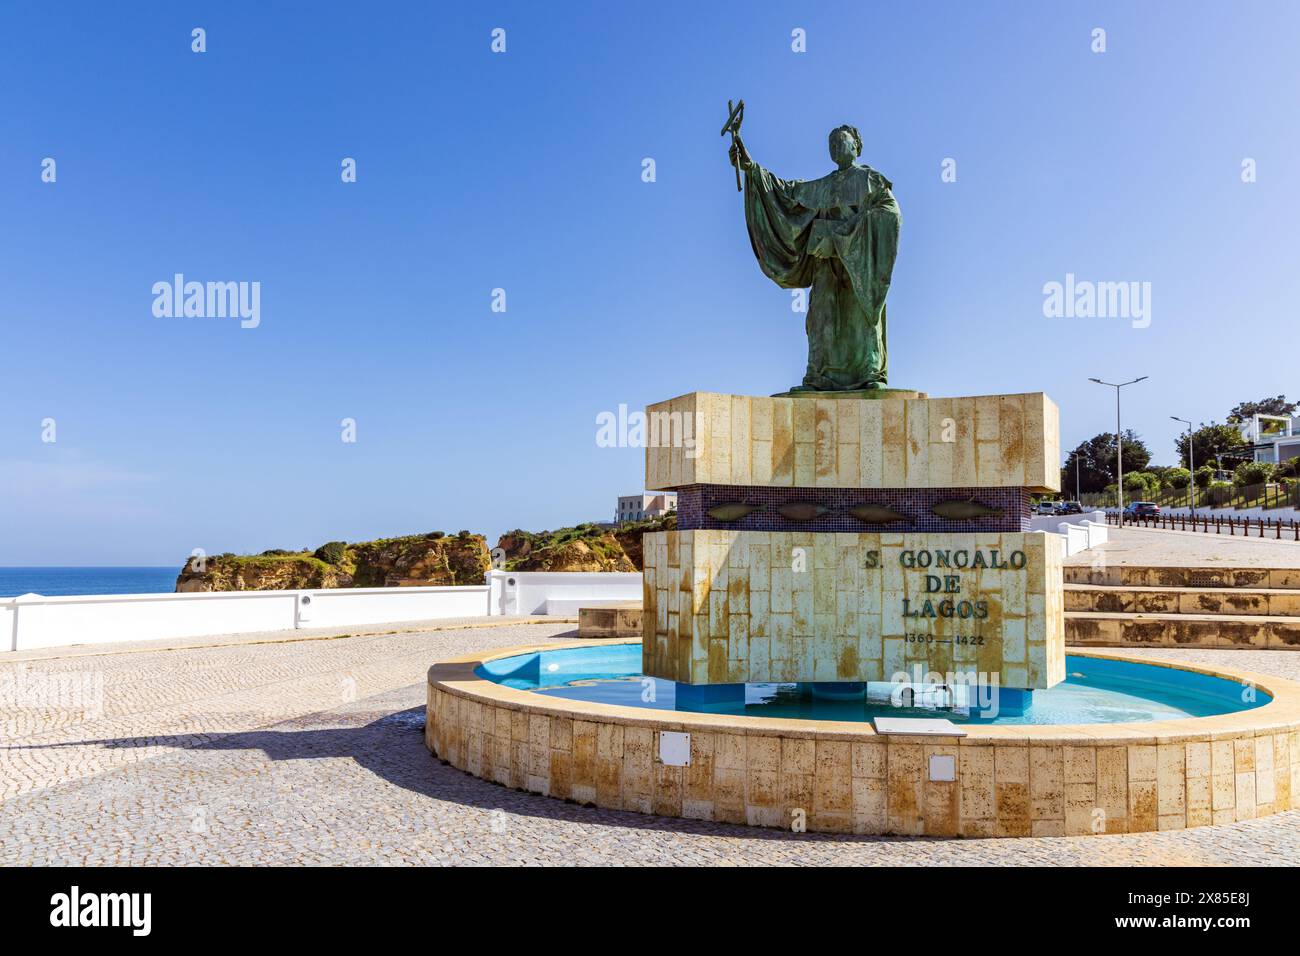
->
[3, 623, 1299, 865]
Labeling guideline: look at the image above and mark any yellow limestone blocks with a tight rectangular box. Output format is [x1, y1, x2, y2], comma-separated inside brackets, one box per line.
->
[428, 648, 1300, 837]
[642, 530, 1065, 690]
[644, 391, 1060, 493]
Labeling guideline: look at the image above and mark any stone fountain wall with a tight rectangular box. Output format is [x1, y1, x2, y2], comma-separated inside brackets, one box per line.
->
[426, 642, 1300, 837]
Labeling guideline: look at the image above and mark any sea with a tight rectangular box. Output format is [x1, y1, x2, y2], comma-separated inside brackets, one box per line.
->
[0, 567, 179, 598]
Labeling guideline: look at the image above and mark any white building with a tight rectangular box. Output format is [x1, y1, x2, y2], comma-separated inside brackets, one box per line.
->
[1237, 414, 1300, 465]
[616, 492, 677, 524]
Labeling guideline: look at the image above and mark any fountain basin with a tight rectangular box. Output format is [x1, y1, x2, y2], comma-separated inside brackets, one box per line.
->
[426, 639, 1300, 837]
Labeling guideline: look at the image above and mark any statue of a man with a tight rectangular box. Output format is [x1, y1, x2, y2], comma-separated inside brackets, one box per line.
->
[731, 124, 901, 392]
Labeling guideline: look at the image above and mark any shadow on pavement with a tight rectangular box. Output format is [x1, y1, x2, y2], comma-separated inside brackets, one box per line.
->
[10, 704, 909, 845]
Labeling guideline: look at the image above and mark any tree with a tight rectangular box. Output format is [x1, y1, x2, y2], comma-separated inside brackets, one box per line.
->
[1176, 421, 1247, 471]
[1228, 395, 1297, 423]
[1123, 472, 1158, 497]
[1234, 461, 1274, 487]
[1165, 467, 1190, 489]
[1062, 430, 1151, 493]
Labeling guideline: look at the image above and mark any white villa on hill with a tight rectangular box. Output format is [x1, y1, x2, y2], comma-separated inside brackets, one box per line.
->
[1239, 413, 1300, 465]
[616, 492, 677, 524]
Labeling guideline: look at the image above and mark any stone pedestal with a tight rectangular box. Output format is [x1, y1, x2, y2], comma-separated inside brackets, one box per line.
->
[642, 391, 1064, 691]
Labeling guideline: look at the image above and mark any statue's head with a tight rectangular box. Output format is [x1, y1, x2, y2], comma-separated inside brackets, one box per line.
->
[828, 125, 862, 169]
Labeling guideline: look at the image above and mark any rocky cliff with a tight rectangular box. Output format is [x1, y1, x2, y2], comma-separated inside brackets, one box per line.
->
[494, 515, 673, 572]
[175, 531, 492, 592]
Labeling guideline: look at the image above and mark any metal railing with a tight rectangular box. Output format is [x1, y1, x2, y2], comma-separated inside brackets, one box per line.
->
[1103, 511, 1300, 540]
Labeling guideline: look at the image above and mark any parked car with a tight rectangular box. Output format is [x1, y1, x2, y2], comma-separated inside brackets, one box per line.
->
[1035, 501, 1058, 515]
[1055, 501, 1083, 514]
[1122, 501, 1160, 521]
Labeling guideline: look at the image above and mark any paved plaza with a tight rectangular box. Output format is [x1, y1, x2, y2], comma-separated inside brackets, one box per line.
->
[1065, 525, 1300, 569]
[2, 611, 1300, 865]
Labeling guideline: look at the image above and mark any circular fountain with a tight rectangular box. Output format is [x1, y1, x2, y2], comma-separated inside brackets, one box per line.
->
[426, 638, 1300, 838]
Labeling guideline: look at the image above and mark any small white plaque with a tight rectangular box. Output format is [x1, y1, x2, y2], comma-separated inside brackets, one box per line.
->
[658, 731, 691, 767]
[928, 754, 957, 782]
[872, 717, 967, 737]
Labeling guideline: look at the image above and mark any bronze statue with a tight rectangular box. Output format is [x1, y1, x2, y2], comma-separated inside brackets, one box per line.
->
[729, 113, 901, 393]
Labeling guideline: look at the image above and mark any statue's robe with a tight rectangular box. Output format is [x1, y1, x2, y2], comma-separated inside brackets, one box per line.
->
[743, 162, 900, 390]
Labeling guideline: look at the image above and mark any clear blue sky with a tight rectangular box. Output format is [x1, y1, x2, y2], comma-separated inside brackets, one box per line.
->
[2, 1, 1297, 565]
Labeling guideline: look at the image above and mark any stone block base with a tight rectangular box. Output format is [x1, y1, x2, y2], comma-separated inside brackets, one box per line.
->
[642, 529, 1064, 689]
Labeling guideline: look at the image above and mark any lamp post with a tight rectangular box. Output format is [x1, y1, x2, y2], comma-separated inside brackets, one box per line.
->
[1090, 376, 1148, 515]
[1171, 415, 1195, 515]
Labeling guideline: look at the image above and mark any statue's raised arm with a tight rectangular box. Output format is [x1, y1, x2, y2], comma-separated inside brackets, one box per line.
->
[729, 134, 754, 174]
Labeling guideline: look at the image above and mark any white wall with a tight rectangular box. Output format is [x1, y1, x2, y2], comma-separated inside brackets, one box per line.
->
[5, 590, 298, 652]
[1053, 519, 1108, 556]
[1026, 512, 1107, 557]
[3, 571, 652, 653]
[293, 586, 490, 629]
[3, 585, 489, 653]
[1027, 510, 1107, 534]
[485, 570, 643, 616]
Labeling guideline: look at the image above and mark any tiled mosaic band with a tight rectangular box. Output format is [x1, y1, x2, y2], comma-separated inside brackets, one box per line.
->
[676, 484, 1031, 534]
[644, 391, 1060, 493]
[427, 641, 1300, 838]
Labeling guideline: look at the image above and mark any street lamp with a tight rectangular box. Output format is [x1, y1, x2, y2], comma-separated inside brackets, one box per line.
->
[1171, 415, 1195, 515]
[1089, 376, 1148, 514]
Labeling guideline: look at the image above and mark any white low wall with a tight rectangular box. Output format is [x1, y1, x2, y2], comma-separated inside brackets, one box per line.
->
[3, 570, 653, 653]
[1027, 510, 1107, 534]
[3, 585, 490, 653]
[1025, 511, 1107, 557]
[293, 586, 489, 630]
[1054, 519, 1109, 556]
[486, 570, 643, 616]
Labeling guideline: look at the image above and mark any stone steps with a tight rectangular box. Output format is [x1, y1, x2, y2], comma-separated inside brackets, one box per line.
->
[1064, 565, 1300, 589]
[577, 603, 642, 638]
[1062, 564, 1300, 648]
[1065, 583, 1300, 616]
[1065, 610, 1300, 650]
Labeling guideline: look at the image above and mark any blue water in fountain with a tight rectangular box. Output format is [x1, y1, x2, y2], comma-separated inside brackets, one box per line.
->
[477, 643, 1269, 725]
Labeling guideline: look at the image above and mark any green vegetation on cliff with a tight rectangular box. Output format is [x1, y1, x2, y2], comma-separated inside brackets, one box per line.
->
[495, 515, 674, 572]
[175, 531, 491, 592]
